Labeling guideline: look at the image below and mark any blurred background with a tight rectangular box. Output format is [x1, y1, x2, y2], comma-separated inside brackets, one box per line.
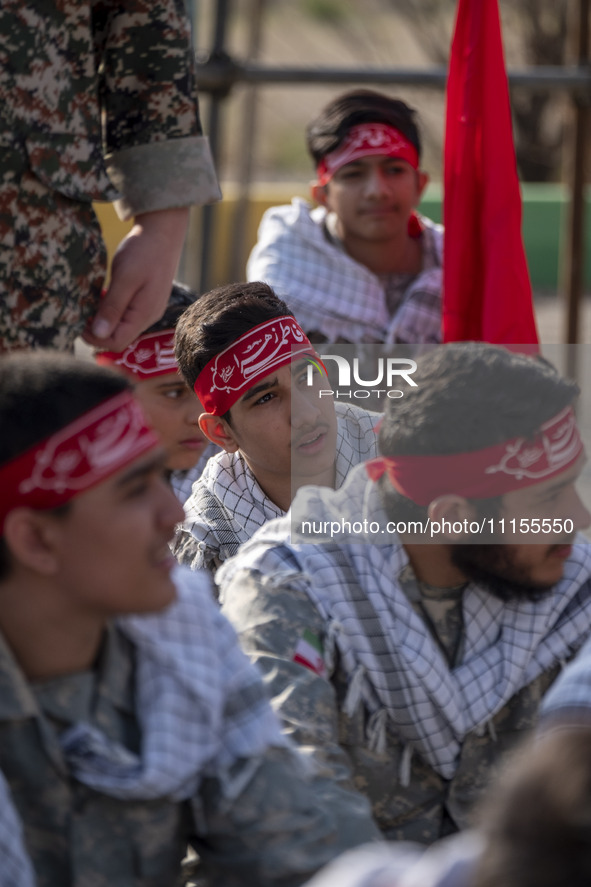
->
[96, 0, 591, 342]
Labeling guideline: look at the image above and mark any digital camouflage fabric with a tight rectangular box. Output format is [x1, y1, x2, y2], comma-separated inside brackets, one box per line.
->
[0, 0, 220, 351]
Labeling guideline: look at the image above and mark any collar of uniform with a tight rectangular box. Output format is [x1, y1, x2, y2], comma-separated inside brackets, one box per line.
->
[30, 625, 135, 726]
[0, 625, 134, 723]
[95, 624, 136, 717]
[0, 631, 39, 721]
[32, 670, 95, 727]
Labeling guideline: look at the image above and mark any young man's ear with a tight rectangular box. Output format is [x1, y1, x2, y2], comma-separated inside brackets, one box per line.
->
[427, 495, 475, 541]
[2, 509, 61, 575]
[198, 413, 240, 453]
[415, 170, 429, 204]
[310, 182, 329, 208]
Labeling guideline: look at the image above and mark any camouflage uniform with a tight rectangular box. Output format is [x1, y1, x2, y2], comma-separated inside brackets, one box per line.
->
[0, 574, 378, 886]
[218, 467, 591, 845]
[0, 0, 220, 351]
[540, 632, 591, 729]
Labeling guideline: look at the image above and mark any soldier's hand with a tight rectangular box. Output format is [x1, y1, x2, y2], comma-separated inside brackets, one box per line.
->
[82, 207, 189, 351]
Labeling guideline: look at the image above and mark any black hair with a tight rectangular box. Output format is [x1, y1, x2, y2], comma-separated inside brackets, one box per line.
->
[143, 280, 200, 334]
[473, 728, 591, 887]
[174, 281, 294, 424]
[306, 89, 422, 166]
[377, 343, 579, 522]
[0, 351, 131, 574]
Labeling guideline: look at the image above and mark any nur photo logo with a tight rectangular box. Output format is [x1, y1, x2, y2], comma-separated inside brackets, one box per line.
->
[306, 352, 418, 401]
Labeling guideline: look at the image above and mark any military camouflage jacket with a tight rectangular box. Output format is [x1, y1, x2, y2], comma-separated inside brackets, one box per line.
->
[0, 0, 220, 218]
[220, 567, 574, 845]
[218, 468, 591, 845]
[0, 599, 378, 885]
[540, 631, 591, 729]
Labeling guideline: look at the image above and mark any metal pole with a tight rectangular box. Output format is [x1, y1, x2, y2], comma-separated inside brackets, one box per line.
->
[228, 0, 267, 281]
[563, 0, 590, 362]
[565, 0, 589, 344]
[199, 0, 232, 294]
[194, 62, 591, 94]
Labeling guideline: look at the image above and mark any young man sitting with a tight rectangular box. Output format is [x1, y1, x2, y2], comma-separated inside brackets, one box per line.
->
[217, 343, 591, 844]
[247, 89, 443, 345]
[172, 281, 380, 573]
[95, 281, 219, 506]
[0, 350, 378, 887]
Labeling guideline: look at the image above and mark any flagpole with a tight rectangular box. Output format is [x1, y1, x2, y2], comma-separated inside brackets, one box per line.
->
[563, 0, 589, 372]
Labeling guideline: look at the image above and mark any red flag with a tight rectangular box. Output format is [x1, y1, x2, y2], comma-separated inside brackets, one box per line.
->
[443, 0, 539, 344]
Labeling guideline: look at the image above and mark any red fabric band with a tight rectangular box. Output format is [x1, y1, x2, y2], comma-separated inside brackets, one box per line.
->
[194, 316, 315, 416]
[96, 330, 178, 380]
[0, 392, 160, 533]
[366, 407, 584, 504]
[316, 122, 419, 186]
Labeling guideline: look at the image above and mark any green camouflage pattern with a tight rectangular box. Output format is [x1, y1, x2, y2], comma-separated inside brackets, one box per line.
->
[221, 568, 565, 845]
[0, 0, 220, 351]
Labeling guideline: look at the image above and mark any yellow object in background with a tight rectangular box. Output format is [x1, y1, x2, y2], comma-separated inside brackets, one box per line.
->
[95, 183, 583, 293]
[93, 202, 134, 283]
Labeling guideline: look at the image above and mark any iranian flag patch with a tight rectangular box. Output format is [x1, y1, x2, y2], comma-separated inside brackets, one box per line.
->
[293, 629, 327, 678]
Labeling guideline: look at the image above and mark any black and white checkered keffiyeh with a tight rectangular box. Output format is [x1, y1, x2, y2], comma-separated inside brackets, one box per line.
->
[0, 567, 289, 885]
[170, 440, 220, 507]
[61, 566, 288, 797]
[219, 465, 591, 779]
[247, 198, 443, 344]
[175, 402, 380, 570]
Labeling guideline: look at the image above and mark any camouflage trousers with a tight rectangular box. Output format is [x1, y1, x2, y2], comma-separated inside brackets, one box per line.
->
[0, 144, 107, 352]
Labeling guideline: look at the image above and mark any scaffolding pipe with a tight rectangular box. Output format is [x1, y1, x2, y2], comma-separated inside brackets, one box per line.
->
[563, 0, 590, 362]
[199, 0, 232, 294]
[227, 0, 267, 281]
[195, 61, 591, 94]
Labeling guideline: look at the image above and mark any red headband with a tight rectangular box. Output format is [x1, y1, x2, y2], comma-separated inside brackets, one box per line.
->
[195, 316, 315, 416]
[316, 122, 419, 186]
[96, 330, 178, 380]
[0, 391, 160, 533]
[366, 407, 584, 504]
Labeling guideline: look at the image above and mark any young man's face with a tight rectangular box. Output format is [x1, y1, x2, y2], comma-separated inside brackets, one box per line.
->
[315, 155, 427, 247]
[135, 373, 209, 472]
[214, 358, 338, 503]
[47, 448, 185, 617]
[452, 454, 591, 596]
